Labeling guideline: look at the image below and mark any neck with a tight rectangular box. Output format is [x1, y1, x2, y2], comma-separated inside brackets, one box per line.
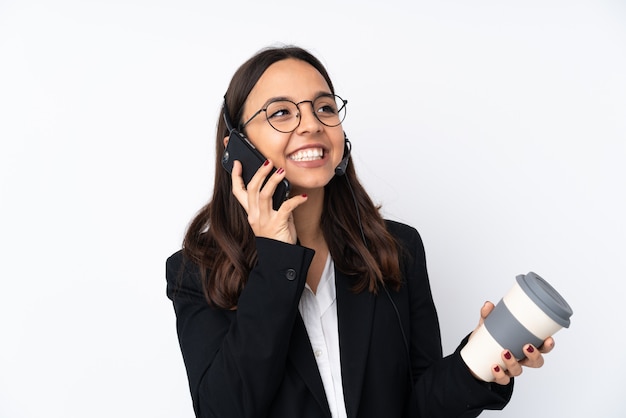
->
[292, 187, 327, 293]
[292, 187, 325, 246]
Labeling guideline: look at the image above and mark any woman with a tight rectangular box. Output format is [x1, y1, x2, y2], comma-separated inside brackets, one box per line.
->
[166, 45, 553, 418]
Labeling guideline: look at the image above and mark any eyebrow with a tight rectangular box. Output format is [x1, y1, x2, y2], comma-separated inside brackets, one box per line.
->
[262, 91, 334, 106]
[262, 96, 290, 106]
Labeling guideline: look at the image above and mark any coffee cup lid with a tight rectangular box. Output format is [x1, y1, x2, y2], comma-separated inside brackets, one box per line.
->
[516, 272, 573, 328]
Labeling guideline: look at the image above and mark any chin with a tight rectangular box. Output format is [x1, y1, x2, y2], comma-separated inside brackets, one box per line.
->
[287, 165, 337, 187]
[290, 176, 336, 192]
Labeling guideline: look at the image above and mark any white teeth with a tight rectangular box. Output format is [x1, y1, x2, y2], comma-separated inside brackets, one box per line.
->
[289, 148, 324, 161]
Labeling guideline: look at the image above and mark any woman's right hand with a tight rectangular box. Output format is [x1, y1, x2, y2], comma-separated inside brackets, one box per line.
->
[230, 160, 308, 244]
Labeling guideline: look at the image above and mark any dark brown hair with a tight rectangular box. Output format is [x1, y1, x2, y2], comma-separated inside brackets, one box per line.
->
[183, 45, 401, 309]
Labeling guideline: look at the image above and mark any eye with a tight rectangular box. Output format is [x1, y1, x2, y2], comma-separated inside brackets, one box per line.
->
[319, 104, 337, 114]
[266, 101, 296, 120]
[268, 108, 290, 119]
[314, 96, 339, 115]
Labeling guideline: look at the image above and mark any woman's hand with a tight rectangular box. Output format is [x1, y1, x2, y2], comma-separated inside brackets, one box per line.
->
[472, 301, 556, 385]
[230, 160, 307, 244]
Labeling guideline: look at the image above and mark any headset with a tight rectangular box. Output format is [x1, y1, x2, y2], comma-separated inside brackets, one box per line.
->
[222, 98, 237, 136]
[340, 145, 414, 395]
[335, 134, 352, 177]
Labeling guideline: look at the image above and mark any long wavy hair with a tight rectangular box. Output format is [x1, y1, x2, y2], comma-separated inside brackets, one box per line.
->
[183, 46, 401, 309]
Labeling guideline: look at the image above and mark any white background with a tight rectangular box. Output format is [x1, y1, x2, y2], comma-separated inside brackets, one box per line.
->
[1, 0, 625, 417]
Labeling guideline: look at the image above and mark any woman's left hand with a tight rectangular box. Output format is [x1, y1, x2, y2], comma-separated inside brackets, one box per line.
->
[473, 301, 556, 385]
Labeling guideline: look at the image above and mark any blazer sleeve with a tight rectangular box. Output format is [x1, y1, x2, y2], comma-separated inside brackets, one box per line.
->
[391, 221, 513, 417]
[166, 238, 315, 418]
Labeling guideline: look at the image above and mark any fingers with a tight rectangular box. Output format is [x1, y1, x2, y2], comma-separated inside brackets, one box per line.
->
[492, 340, 553, 385]
[245, 159, 291, 214]
[230, 159, 284, 213]
[470, 301, 495, 341]
[519, 344, 545, 368]
[258, 167, 286, 209]
[479, 301, 495, 322]
[229, 159, 307, 243]
[230, 160, 249, 210]
[490, 349, 521, 385]
[503, 350, 523, 376]
[539, 337, 555, 354]
[491, 364, 512, 386]
[517, 336, 554, 370]
[243, 159, 273, 215]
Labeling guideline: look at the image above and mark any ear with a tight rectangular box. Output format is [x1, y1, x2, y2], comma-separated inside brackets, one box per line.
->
[223, 136, 229, 148]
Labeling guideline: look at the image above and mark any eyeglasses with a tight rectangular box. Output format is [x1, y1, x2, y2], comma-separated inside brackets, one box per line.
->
[240, 94, 347, 133]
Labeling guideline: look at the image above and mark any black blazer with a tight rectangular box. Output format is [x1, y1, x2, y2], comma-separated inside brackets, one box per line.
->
[166, 220, 512, 417]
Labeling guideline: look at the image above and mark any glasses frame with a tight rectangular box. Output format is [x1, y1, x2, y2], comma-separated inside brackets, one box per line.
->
[240, 94, 347, 133]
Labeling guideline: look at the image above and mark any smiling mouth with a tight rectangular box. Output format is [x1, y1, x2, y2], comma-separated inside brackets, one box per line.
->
[288, 147, 324, 162]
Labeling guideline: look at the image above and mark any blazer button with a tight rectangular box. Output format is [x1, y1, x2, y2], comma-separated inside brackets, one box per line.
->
[285, 269, 297, 281]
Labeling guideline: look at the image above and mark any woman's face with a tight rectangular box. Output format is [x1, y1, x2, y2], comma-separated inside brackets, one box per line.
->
[239, 58, 345, 194]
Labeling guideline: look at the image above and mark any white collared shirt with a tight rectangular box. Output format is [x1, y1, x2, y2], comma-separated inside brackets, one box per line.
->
[298, 254, 347, 418]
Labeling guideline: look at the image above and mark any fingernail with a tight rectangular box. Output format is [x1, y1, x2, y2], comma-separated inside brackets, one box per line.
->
[526, 345, 535, 353]
[301, 194, 307, 198]
[493, 365, 500, 372]
[263, 159, 270, 166]
[504, 351, 512, 360]
[276, 168, 284, 174]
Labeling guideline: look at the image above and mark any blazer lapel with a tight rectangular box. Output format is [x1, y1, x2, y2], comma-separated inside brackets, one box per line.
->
[335, 269, 376, 418]
[288, 313, 333, 417]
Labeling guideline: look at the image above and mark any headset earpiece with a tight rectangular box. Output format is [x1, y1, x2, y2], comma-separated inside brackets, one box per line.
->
[335, 134, 352, 176]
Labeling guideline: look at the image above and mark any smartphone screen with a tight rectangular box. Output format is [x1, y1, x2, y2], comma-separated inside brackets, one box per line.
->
[221, 130, 290, 210]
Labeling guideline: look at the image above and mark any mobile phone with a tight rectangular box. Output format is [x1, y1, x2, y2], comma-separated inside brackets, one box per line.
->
[221, 130, 290, 211]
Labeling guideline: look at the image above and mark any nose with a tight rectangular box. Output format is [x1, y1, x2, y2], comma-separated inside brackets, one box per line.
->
[295, 101, 322, 134]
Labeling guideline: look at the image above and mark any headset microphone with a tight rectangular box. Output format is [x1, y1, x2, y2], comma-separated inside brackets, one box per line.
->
[335, 134, 352, 176]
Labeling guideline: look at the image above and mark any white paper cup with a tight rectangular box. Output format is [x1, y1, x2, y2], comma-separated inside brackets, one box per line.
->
[460, 272, 573, 382]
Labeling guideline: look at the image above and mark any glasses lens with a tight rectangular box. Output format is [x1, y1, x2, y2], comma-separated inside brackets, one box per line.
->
[265, 100, 300, 133]
[313, 95, 346, 127]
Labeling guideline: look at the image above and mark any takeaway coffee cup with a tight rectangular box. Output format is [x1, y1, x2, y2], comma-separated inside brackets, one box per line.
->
[460, 272, 573, 382]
